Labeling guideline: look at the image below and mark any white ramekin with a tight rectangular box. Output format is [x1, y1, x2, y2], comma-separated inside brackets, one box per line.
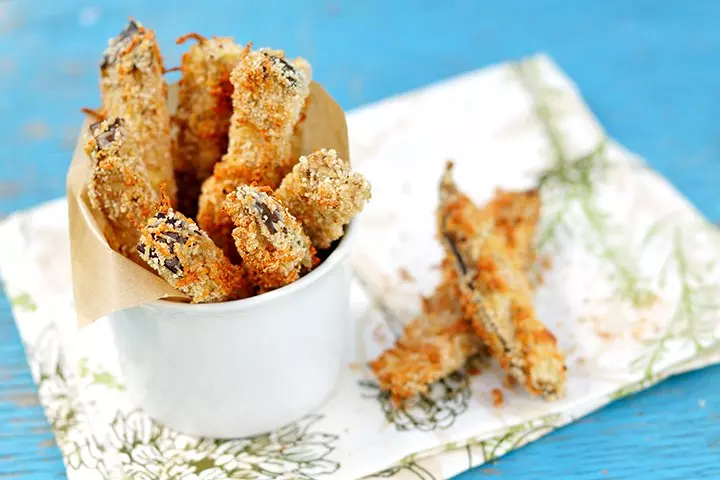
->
[107, 225, 355, 438]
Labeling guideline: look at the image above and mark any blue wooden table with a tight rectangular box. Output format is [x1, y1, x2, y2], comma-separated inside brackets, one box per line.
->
[1, 1, 719, 478]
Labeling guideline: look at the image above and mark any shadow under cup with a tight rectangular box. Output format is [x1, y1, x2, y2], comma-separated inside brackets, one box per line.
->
[108, 224, 356, 438]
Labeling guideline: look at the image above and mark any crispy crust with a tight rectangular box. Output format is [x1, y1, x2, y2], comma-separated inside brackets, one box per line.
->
[84, 118, 158, 263]
[487, 188, 540, 271]
[173, 34, 245, 181]
[100, 20, 177, 205]
[438, 162, 566, 399]
[221, 47, 310, 187]
[370, 269, 483, 403]
[137, 199, 251, 303]
[224, 185, 315, 291]
[276, 149, 371, 249]
[197, 47, 310, 255]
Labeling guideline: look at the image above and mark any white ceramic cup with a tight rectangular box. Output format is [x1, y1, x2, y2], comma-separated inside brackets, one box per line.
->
[107, 225, 355, 438]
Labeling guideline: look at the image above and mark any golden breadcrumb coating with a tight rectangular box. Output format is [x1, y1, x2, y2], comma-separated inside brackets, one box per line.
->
[100, 20, 177, 205]
[219, 47, 310, 187]
[370, 268, 483, 403]
[137, 199, 251, 303]
[173, 33, 245, 181]
[276, 149, 371, 249]
[84, 118, 158, 263]
[438, 162, 566, 399]
[197, 47, 310, 254]
[223, 185, 315, 291]
[488, 188, 541, 271]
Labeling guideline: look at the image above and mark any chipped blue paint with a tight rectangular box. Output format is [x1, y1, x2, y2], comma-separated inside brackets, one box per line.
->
[0, 0, 719, 478]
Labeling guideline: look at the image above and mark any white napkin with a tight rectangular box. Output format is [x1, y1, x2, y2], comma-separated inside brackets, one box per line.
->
[1, 54, 719, 480]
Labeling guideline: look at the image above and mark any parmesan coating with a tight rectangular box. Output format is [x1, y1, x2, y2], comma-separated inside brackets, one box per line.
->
[276, 149, 371, 249]
[197, 47, 310, 253]
[488, 189, 541, 271]
[223, 185, 314, 291]
[218, 47, 310, 188]
[137, 202, 251, 303]
[438, 162, 566, 399]
[84, 118, 158, 263]
[173, 34, 245, 182]
[370, 268, 483, 403]
[100, 20, 177, 205]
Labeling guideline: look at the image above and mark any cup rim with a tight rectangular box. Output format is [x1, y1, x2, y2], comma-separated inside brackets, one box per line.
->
[146, 221, 357, 313]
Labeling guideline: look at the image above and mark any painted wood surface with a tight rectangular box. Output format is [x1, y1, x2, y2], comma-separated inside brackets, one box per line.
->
[0, 1, 718, 478]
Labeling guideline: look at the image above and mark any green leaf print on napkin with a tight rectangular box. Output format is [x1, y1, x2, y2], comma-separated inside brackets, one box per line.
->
[78, 358, 125, 391]
[11, 291, 37, 312]
[107, 412, 340, 480]
[360, 369, 471, 432]
[632, 220, 720, 377]
[515, 61, 655, 309]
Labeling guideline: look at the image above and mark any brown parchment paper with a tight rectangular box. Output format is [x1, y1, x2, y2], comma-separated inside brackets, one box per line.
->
[67, 81, 349, 327]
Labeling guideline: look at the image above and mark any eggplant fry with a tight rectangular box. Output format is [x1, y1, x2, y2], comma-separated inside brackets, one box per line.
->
[438, 162, 566, 399]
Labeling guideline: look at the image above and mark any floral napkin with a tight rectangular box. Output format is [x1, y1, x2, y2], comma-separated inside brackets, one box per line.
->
[1, 54, 719, 480]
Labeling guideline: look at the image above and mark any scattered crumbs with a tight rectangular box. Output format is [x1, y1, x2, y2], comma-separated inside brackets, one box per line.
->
[467, 363, 482, 376]
[502, 374, 517, 389]
[22, 121, 49, 140]
[631, 324, 644, 341]
[595, 328, 615, 341]
[372, 325, 388, 345]
[699, 399, 706, 408]
[540, 254, 552, 270]
[491, 388, 504, 408]
[602, 469, 607, 475]
[348, 363, 364, 372]
[397, 267, 415, 283]
[530, 272, 544, 288]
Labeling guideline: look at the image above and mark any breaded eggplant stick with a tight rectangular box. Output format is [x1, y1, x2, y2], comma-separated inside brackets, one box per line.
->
[276, 149, 371, 249]
[370, 264, 483, 403]
[173, 34, 245, 182]
[227, 47, 310, 185]
[488, 189, 541, 271]
[137, 199, 251, 303]
[220, 47, 310, 187]
[223, 185, 314, 291]
[197, 47, 310, 254]
[84, 118, 158, 262]
[100, 19, 177, 205]
[438, 162, 566, 399]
